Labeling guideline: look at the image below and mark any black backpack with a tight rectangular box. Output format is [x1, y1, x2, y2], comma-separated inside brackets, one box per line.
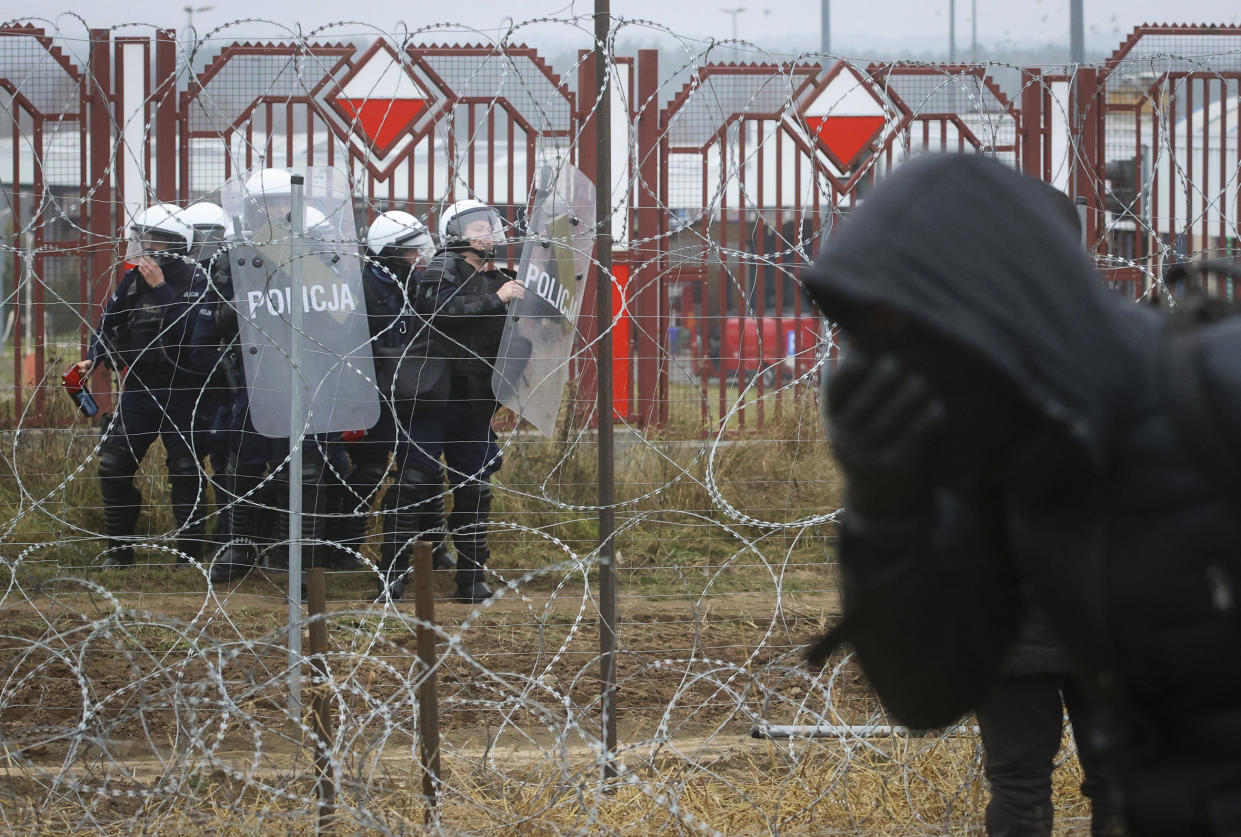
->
[1158, 259, 1241, 493]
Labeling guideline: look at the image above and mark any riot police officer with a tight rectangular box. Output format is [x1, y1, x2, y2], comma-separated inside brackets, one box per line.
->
[77, 203, 221, 567]
[209, 168, 338, 585]
[180, 201, 234, 551]
[395, 199, 525, 603]
[181, 201, 230, 265]
[358, 210, 455, 601]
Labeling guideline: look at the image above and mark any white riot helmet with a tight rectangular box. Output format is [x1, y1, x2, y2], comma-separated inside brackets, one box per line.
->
[366, 210, 435, 265]
[242, 167, 294, 233]
[127, 202, 193, 266]
[438, 199, 506, 257]
[179, 201, 230, 263]
[302, 206, 332, 239]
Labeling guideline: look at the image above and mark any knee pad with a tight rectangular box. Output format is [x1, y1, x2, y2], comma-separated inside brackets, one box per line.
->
[168, 454, 199, 478]
[349, 460, 390, 492]
[99, 448, 138, 480]
[454, 478, 492, 512]
[397, 463, 440, 491]
[300, 452, 335, 486]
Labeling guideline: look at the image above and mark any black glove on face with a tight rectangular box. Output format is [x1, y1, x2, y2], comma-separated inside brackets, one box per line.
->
[826, 350, 947, 520]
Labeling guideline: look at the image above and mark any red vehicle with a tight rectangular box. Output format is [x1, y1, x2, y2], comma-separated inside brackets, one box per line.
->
[693, 315, 823, 385]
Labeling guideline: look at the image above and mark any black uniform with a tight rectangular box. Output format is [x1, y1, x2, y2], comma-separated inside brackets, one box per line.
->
[207, 237, 350, 584]
[332, 260, 457, 593]
[386, 249, 508, 601]
[89, 257, 221, 566]
[803, 153, 1241, 835]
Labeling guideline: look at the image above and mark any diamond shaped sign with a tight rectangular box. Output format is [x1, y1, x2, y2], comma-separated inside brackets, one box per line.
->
[794, 63, 893, 174]
[335, 98, 428, 152]
[328, 42, 433, 159]
[805, 115, 886, 168]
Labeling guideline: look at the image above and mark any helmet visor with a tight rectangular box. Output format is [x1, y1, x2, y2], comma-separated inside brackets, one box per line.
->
[450, 206, 507, 247]
[127, 227, 186, 263]
[392, 232, 436, 266]
[191, 223, 227, 262]
[243, 196, 293, 238]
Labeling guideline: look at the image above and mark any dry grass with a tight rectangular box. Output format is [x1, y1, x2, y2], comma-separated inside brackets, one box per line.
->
[0, 739, 1095, 835]
[0, 385, 1099, 835]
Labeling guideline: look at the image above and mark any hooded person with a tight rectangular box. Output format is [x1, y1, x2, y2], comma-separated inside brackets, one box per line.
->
[801, 153, 1241, 835]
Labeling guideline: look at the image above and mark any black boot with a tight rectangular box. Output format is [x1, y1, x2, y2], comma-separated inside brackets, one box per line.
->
[100, 545, 136, 568]
[450, 478, 494, 604]
[212, 471, 262, 583]
[381, 465, 441, 602]
[375, 566, 408, 603]
[169, 453, 208, 566]
[373, 524, 407, 603]
[99, 448, 141, 568]
[325, 458, 384, 571]
[453, 578, 493, 604]
[212, 539, 257, 583]
[426, 488, 455, 570]
[432, 543, 455, 571]
[263, 493, 290, 571]
[268, 450, 331, 575]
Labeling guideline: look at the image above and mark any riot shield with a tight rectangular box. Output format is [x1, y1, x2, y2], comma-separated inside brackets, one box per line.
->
[492, 163, 597, 436]
[221, 166, 380, 437]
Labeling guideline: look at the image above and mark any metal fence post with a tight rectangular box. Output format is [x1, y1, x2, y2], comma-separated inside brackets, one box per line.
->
[413, 542, 441, 821]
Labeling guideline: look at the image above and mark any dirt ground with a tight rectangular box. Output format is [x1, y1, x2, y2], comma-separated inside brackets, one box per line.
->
[0, 574, 1094, 835]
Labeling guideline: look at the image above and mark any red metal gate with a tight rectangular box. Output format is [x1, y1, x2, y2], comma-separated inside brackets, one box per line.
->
[657, 59, 1023, 428]
[2, 23, 1240, 430]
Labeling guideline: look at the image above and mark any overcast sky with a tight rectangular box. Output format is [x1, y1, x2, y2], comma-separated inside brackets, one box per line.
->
[6, 1, 1240, 59]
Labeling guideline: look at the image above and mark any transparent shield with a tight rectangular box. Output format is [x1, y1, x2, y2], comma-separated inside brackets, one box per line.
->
[222, 165, 379, 438]
[492, 162, 597, 436]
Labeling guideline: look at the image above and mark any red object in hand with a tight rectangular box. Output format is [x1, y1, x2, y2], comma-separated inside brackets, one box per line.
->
[62, 364, 99, 418]
[341, 429, 365, 442]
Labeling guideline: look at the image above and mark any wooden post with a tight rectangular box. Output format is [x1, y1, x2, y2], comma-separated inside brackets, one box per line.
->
[413, 542, 441, 821]
[306, 567, 335, 833]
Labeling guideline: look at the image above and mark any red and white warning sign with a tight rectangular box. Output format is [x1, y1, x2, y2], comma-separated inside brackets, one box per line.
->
[326, 42, 438, 160]
[794, 63, 895, 174]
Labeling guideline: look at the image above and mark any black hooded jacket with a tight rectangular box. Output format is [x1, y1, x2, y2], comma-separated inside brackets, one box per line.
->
[803, 154, 1241, 834]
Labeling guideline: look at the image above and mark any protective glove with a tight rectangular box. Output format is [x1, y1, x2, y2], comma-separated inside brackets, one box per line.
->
[825, 349, 947, 520]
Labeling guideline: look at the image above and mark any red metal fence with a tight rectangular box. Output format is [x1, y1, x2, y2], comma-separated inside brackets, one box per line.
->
[2, 22, 1239, 429]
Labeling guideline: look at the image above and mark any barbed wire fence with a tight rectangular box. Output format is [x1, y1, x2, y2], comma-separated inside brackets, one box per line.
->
[0, 12, 1238, 835]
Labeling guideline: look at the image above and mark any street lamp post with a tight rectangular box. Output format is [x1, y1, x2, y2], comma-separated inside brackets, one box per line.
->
[183, 5, 213, 72]
[1070, 0, 1084, 63]
[821, 0, 830, 56]
[720, 7, 746, 62]
[971, 0, 977, 63]
[949, 0, 956, 63]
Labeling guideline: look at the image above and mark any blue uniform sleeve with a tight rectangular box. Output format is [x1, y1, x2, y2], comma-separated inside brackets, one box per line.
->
[180, 268, 224, 377]
[87, 271, 136, 367]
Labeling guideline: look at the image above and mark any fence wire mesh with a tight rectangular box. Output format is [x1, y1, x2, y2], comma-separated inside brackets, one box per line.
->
[0, 13, 1238, 835]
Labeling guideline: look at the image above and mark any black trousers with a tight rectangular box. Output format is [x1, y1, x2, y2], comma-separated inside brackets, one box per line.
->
[977, 673, 1128, 837]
